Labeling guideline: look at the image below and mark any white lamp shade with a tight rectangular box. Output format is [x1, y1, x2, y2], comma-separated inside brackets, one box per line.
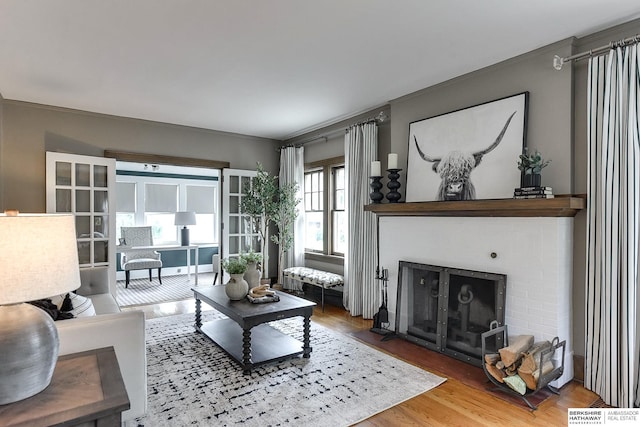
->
[0, 214, 81, 304]
[174, 211, 197, 226]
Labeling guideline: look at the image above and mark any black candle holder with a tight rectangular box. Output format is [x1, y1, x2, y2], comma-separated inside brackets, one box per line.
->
[386, 169, 402, 203]
[369, 176, 384, 203]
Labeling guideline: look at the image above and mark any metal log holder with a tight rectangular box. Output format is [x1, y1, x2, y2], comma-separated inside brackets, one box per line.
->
[480, 324, 566, 410]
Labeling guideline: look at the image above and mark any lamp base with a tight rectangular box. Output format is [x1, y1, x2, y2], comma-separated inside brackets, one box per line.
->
[181, 227, 190, 246]
[0, 303, 59, 404]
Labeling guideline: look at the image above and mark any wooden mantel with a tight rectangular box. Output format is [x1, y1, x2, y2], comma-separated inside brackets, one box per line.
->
[364, 195, 586, 217]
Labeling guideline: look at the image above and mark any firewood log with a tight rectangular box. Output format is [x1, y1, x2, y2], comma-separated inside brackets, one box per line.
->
[496, 360, 505, 370]
[498, 335, 534, 367]
[505, 364, 519, 376]
[484, 353, 500, 365]
[485, 363, 506, 383]
[519, 371, 537, 390]
[519, 360, 555, 390]
[519, 341, 552, 374]
[503, 375, 527, 395]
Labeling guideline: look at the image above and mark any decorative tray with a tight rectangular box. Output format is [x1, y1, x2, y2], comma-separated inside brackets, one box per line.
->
[246, 294, 280, 304]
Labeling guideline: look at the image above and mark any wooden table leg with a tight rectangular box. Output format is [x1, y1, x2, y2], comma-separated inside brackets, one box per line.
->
[242, 328, 252, 374]
[303, 315, 312, 358]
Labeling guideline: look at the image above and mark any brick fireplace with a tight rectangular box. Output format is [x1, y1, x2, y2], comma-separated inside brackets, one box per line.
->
[396, 261, 507, 366]
[377, 214, 576, 387]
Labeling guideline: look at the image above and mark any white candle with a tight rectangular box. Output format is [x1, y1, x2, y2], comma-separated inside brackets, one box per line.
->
[371, 161, 381, 177]
[388, 153, 398, 170]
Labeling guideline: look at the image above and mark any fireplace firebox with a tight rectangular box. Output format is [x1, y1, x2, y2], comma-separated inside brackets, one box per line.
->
[395, 261, 506, 366]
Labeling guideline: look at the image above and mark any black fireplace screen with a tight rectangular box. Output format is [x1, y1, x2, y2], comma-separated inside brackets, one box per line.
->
[396, 261, 506, 366]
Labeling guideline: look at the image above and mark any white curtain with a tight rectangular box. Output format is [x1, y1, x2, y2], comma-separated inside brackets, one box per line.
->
[344, 122, 378, 318]
[585, 43, 640, 408]
[279, 146, 305, 291]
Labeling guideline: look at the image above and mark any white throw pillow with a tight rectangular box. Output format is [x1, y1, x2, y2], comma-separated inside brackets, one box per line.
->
[50, 293, 96, 317]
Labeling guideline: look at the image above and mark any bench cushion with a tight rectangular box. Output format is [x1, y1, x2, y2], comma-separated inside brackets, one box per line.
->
[283, 267, 343, 288]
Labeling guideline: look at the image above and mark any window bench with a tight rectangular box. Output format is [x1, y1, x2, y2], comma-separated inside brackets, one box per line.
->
[283, 267, 344, 311]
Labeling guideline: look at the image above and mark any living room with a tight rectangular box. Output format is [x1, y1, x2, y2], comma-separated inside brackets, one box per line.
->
[2, 2, 640, 425]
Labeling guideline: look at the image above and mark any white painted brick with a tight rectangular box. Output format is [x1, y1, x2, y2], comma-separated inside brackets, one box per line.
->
[379, 216, 574, 358]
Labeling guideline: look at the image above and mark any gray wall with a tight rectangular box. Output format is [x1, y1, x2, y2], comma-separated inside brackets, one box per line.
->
[288, 105, 392, 165]
[286, 18, 640, 359]
[390, 38, 580, 353]
[284, 105, 392, 275]
[390, 38, 575, 197]
[3, 17, 639, 353]
[0, 101, 280, 213]
[0, 93, 4, 209]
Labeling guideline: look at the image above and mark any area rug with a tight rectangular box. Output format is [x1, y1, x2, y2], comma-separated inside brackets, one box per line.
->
[116, 273, 215, 307]
[133, 311, 446, 426]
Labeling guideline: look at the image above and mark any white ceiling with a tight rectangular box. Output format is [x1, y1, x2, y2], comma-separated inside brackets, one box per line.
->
[1, 1, 639, 140]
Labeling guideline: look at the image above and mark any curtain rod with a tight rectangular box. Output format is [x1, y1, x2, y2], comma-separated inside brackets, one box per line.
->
[553, 33, 640, 70]
[346, 111, 388, 132]
[277, 110, 388, 151]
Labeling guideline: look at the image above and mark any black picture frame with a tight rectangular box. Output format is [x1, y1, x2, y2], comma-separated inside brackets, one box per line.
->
[406, 92, 528, 202]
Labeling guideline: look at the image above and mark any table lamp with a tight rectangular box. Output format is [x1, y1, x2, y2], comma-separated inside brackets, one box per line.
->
[0, 212, 81, 404]
[174, 211, 196, 246]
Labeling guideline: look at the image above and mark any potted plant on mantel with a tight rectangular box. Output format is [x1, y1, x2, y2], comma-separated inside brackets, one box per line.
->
[517, 149, 551, 187]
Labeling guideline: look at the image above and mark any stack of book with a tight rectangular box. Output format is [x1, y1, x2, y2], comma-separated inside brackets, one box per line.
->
[513, 186, 554, 199]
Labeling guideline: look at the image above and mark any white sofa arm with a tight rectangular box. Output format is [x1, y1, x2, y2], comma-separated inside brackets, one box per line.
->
[56, 311, 147, 422]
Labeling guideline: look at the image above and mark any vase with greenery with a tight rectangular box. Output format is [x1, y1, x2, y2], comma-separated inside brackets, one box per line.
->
[221, 257, 249, 300]
[517, 149, 551, 187]
[240, 163, 278, 279]
[241, 251, 262, 288]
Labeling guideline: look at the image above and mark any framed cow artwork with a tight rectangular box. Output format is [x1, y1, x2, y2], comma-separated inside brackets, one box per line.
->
[406, 92, 528, 202]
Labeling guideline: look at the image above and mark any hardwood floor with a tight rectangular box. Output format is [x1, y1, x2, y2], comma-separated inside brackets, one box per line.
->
[125, 297, 601, 426]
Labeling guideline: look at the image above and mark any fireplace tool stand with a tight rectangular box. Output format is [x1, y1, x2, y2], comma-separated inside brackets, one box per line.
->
[371, 266, 395, 340]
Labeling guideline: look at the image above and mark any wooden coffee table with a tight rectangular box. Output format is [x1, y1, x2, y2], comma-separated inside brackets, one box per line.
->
[192, 286, 316, 373]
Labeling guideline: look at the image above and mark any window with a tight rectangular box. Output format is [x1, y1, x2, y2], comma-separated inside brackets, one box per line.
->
[331, 166, 346, 255]
[145, 183, 178, 243]
[304, 170, 323, 252]
[115, 163, 219, 244]
[186, 184, 217, 245]
[116, 182, 136, 234]
[304, 158, 345, 258]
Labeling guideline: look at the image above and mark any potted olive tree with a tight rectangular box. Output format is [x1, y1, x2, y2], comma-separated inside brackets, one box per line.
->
[240, 163, 301, 289]
[271, 180, 301, 288]
[240, 164, 278, 281]
[517, 149, 551, 187]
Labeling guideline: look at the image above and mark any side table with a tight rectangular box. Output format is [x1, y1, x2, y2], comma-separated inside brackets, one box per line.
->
[0, 346, 130, 427]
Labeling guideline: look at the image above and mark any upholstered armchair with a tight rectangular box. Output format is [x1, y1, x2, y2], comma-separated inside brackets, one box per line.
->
[120, 226, 163, 288]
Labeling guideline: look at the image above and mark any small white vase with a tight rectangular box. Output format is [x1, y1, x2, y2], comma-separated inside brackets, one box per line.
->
[244, 261, 261, 289]
[225, 273, 249, 300]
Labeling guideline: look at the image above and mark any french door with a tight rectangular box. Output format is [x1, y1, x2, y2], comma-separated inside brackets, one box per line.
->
[221, 168, 260, 283]
[46, 152, 116, 286]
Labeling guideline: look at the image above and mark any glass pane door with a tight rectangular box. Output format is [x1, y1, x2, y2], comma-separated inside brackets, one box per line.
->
[221, 168, 258, 283]
[46, 152, 116, 285]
